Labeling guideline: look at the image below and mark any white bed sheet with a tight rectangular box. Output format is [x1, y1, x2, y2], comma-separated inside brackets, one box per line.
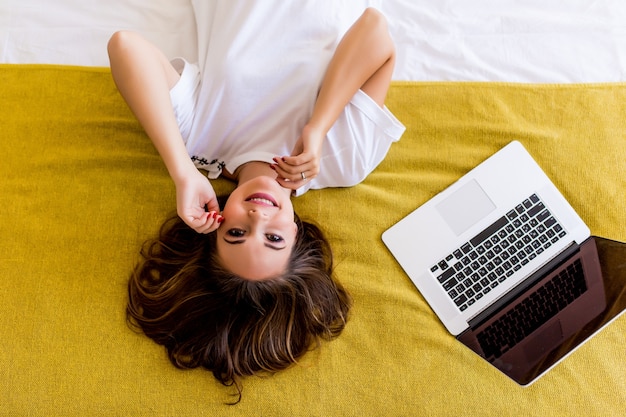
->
[0, 0, 198, 70]
[2, 0, 626, 83]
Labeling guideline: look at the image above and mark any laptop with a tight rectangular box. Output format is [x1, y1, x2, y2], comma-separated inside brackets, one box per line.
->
[382, 141, 626, 385]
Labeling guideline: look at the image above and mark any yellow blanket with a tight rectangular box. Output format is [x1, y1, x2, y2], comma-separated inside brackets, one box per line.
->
[1, 65, 625, 416]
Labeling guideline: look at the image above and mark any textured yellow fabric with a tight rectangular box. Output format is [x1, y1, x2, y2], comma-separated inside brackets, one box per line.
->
[1, 65, 625, 416]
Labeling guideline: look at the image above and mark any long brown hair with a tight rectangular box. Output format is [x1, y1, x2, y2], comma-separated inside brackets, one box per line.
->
[127, 211, 351, 402]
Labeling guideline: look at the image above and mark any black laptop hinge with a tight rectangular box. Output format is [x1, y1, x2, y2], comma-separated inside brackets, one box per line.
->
[468, 242, 581, 330]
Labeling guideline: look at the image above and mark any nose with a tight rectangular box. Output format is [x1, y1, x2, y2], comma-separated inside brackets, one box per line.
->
[248, 208, 269, 220]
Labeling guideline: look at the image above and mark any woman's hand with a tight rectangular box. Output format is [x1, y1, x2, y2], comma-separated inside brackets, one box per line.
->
[272, 124, 324, 190]
[175, 169, 223, 233]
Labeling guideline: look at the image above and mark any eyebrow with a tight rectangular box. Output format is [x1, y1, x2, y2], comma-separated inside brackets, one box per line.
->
[222, 237, 286, 251]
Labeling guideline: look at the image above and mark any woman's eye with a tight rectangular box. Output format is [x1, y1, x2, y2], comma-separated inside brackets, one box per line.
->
[265, 234, 284, 243]
[227, 229, 245, 237]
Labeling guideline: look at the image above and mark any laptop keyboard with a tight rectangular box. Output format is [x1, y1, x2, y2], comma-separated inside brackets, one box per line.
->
[476, 258, 587, 359]
[430, 194, 567, 312]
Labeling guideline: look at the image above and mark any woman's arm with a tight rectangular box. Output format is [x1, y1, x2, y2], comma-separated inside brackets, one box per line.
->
[272, 8, 396, 188]
[108, 31, 221, 233]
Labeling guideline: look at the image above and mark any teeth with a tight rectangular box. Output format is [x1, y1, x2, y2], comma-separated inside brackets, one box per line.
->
[249, 198, 275, 206]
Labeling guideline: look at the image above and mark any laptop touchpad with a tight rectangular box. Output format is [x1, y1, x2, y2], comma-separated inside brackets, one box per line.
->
[436, 179, 496, 236]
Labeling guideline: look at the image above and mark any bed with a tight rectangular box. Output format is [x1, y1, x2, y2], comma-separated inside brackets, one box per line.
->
[1, 1, 625, 416]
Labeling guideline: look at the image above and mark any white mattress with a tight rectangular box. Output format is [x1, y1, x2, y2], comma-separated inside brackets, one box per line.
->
[2, 0, 626, 83]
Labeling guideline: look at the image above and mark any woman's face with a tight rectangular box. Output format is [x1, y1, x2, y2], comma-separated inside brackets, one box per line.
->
[216, 176, 298, 280]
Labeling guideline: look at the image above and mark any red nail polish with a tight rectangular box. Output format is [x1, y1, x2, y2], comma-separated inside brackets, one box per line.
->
[269, 164, 276, 170]
[217, 217, 224, 224]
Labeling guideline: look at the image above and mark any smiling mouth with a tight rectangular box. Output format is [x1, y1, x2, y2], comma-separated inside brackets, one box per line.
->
[245, 193, 278, 207]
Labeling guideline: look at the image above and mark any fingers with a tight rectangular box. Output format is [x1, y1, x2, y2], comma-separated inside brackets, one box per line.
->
[181, 208, 224, 234]
[272, 156, 318, 184]
[275, 176, 304, 191]
[195, 211, 225, 234]
[175, 176, 223, 233]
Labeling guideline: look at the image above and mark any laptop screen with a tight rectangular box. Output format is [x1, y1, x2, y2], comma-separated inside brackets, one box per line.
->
[457, 236, 626, 385]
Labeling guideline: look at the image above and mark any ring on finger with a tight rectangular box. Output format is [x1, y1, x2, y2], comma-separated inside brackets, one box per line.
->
[301, 171, 307, 181]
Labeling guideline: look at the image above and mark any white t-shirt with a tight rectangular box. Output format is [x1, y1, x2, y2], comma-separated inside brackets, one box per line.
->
[178, 1, 405, 196]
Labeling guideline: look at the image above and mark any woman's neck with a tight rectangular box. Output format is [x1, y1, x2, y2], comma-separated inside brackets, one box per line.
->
[233, 161, 292, 196]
